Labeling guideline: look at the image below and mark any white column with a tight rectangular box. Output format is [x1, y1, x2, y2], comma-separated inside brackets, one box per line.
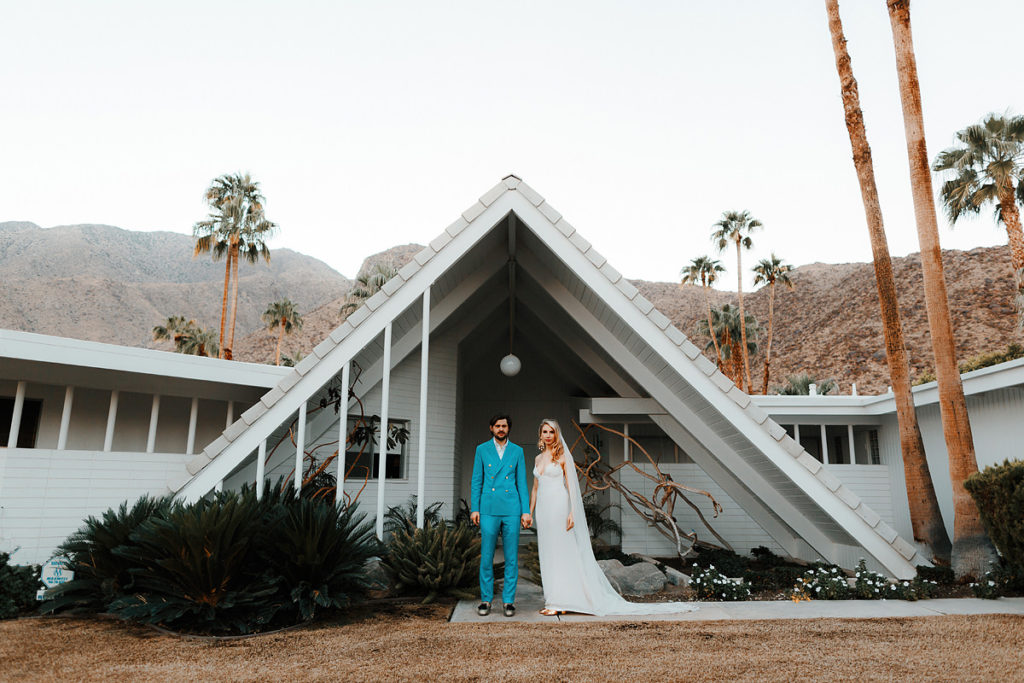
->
[57, 386, 74, 451]
[6, 381, 26, 448]
[820, 424, 829, 464]
[847, 424, 856, 465]
[186, 397, 199, 455]
[794, 423, 801, 445]
[225, 400, 234, 428]
[256, 439, 267, 500]
[376, 322, 393, 539]
[336, 361, 350, 507]
[146, 394, 161, 454]
[103, 390, 119, 452]
[294, 401, 307, 493]
[623, 423, 630, 461]
[416, 289, 430, 528]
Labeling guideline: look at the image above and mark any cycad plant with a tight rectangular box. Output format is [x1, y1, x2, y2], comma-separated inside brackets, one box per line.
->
[384, 521, 481, 604]
[43, 495, 173, 613]
[263, 499, 380, 621]
[108, 495, 282, 634]
[383, 495, 445, 537]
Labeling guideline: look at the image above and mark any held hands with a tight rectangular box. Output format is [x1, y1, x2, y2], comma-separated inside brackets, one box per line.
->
[521, 513, 532, 529]
[566, 513, 574, 531]
[470, 511, 480, 526]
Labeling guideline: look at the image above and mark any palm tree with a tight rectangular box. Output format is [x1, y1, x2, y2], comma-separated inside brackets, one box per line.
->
[681, 256, 726, 369]
[711, 211, 760, 393]
[933, 113, 1024, 328]
[695, 304, 759, 386]
[193, 173, 277, 359]
[775, 373, 836, 396]
[826, 0, 950, 564]
[886, 0, 994, 576]
[262, 299, 304, 366]
[752, 254, 794, 395]
[152, 316, 219, 357]
[340, 263, 399, 315]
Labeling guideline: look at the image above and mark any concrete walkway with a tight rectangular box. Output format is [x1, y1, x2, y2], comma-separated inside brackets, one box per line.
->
[450, 579, 1024, 623]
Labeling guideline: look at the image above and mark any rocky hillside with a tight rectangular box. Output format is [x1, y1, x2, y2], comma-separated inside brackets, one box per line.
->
[1, 220, 1017, 394]
[0, 222, 349, 348]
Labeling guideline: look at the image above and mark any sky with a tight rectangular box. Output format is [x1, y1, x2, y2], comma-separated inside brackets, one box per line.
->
[2, 1, 1021, 289]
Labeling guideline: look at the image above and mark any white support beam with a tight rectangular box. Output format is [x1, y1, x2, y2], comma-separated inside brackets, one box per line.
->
[186, 397, 199, 455]
[337, 361, 350, 508]
[416, 288, 430, 528]
[623, 423, 631, 462]
[225, 400, 234, 429]
[590, 398, 664, 415]
[256, 439, 267, 500]
[295, 401, 307, 493]
[57, 386, 74, 451]
[820, 424, 829, 465]
[847, 424, 856, 465]
[376, 322, 393, 539]
[6, 381, 26, 448]
[146, 394, 161, 454]
[103, 390, 119, 452]
[794, 423, 801, 445]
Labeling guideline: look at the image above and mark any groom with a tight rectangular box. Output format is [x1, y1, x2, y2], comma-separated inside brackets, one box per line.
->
[470, 414, 531, 618]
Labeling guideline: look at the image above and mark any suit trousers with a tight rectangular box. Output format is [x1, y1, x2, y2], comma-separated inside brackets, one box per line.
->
[479, 513, 521, 604]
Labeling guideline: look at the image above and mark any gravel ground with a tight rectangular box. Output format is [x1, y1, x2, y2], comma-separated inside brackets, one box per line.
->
[2, 602, 1022, 682]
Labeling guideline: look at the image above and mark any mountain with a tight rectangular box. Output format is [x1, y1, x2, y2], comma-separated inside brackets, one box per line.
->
[0, 222, 350, 348]
[1, 221, 1017, 395]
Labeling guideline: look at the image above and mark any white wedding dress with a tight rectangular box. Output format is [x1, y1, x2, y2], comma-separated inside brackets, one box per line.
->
[533, 442, 697, 616]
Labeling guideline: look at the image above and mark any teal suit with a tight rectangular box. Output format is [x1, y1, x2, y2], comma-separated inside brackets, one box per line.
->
[471, 439, 529, 604]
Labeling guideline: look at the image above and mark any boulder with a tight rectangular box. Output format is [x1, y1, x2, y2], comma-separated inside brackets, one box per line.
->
[363, 556, 394, 596]
[664, 566, 690, 587]
[601, 560, 666, 595]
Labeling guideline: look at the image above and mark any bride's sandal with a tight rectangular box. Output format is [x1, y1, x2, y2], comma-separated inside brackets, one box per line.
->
[539, 608, 562, 616]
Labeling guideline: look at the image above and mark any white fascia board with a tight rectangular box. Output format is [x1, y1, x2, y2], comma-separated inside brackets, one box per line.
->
[175, 192, 520, 501]
[0, 329, 288, 388]
[513, 200, 917, 578]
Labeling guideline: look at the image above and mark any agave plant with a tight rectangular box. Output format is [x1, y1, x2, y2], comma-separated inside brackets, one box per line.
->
[384, 521, 481, 604]
[42, 495, 173, 614]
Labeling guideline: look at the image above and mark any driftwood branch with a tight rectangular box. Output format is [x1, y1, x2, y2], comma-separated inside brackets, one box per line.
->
[570, 420, 732, 558]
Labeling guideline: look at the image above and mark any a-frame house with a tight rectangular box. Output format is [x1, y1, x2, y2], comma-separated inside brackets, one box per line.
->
[171, 176, 925, 579]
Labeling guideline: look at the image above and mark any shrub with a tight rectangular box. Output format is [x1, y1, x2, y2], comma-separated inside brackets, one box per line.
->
[853, 559, 936, 601]
[383, 496, 445, 538]
[793, 566, 851, 600]
[743, 566, 803, 592]
[692, 548, 749, 577]
[264, 499, 379, 621]
[970, 561, 1024, 599]
[964, 459, 1024, 577]
[108, 494, 283, 634]
[43, 495, 173, 614]
[384, 521, 481, 603]
[916, 564, 955, 586]
[0, 552, 41, 619]
[916, 343, 1024, 385]
[690, 565, 751, 601]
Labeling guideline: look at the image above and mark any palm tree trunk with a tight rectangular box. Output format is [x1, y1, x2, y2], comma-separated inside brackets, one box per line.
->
[703, 285, 723, 367]
[227, 242, 240, 360]
[218, 254, 231, 359]
[761, 281, 776, 395]
[275, 322, 285, 366]
[827, 0, 951, 563]
[886, 0, 992, 575]
[735, 239, 753, 393]
[996, 185, 1024, 329]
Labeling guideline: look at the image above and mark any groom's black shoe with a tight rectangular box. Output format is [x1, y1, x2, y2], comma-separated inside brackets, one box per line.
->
[477, 602, 491, 616]
[503, 603, 515, 617]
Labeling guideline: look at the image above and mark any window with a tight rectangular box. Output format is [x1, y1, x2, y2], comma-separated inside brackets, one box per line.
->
[343, 416, 409, 480]
[0, 397, 42, 448]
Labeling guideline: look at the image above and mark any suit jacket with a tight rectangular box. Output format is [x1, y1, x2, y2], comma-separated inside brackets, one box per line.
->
[470, 439, 530, 517]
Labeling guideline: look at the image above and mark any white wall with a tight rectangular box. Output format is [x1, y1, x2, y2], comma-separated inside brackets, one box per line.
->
[0, 448, 190, 564]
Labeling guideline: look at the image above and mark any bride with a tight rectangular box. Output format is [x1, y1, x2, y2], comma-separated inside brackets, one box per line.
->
[529, 418, 696, 616]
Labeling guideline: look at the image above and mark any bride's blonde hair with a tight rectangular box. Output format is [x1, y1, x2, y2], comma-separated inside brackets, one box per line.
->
[537, 419, 564, 464]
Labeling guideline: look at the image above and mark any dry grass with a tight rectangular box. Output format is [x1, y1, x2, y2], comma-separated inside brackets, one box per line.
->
[2, 603, 1023, 682]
